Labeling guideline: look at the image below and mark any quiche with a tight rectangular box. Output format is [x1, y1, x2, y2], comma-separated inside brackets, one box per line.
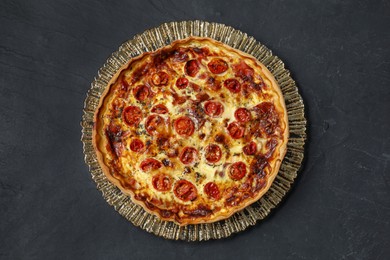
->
[92, 37, 288, 225]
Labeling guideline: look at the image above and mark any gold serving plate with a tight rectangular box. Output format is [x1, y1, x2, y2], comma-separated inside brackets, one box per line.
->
[81, 20, 306, 241]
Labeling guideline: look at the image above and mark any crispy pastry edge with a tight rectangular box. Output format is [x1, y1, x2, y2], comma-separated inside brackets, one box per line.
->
[92, 36, 289, 226]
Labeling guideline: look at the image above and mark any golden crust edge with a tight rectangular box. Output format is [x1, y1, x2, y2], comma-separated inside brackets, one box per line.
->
[92, 36, 289, 226]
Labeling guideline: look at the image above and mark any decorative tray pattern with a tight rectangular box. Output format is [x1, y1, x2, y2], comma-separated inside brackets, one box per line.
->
[81, 20, 306, 241]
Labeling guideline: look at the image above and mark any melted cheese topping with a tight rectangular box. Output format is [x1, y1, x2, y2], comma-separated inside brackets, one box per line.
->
[94, 38, 287, 223]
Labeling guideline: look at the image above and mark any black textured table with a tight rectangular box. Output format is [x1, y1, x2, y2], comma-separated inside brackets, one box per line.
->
[1, 0, 389, 259]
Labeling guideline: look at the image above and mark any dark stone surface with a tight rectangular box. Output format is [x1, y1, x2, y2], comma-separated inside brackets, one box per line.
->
[1, 0, 389, 259]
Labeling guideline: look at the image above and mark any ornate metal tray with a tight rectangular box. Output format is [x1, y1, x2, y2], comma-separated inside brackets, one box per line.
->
[81, 20, 306, 241]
